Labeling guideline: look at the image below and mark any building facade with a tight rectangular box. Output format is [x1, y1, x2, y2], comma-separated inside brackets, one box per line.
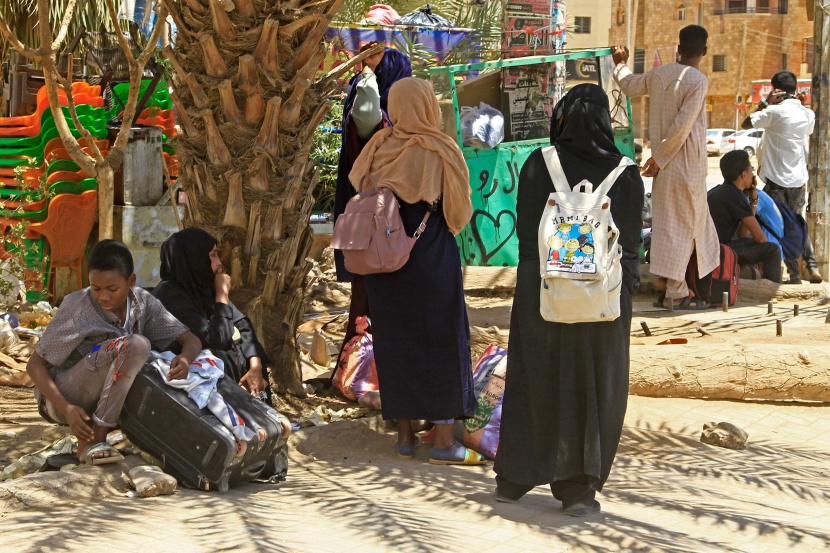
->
[608, 0, 814, 138]
[566, 0, 612, 50]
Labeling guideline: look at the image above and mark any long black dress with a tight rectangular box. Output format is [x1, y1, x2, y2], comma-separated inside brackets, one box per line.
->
[493, 146, 644, 500]
[363, 199, 476, 421]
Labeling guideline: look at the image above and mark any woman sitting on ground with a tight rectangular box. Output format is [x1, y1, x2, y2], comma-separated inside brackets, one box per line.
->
[153, 228, 271, 400]
[348, 77, 481, 465]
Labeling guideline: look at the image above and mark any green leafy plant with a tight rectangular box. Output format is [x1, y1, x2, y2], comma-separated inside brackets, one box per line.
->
[311, 102, 344, 213]
[0, 161, 51, 305]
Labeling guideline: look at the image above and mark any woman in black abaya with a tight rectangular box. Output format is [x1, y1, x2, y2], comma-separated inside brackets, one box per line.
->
[493, 84, 644, 516]
[153, 228, 271, 400]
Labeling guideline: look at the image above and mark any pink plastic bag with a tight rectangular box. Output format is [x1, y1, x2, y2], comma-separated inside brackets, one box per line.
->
[365, 4, 400, 25]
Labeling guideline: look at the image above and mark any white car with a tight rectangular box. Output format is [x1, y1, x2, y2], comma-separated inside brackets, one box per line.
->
[706, 128, 736, 155]
[723, 129, 764, 156]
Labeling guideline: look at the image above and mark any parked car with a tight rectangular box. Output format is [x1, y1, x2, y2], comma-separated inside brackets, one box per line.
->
[724, 129, 764, 157]
[706, 128, 736, 155]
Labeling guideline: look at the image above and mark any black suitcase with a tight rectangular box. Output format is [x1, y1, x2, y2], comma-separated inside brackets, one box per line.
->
[121, 365, 289, 492]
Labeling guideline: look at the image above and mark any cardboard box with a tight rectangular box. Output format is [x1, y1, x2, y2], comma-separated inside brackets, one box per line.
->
[502, 17, 551, 58]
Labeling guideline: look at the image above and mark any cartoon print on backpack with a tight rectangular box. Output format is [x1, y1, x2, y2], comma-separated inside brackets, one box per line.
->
[545, 221, 597, 274]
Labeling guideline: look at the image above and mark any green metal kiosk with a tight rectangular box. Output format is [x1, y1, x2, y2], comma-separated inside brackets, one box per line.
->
[429, 48, 635, 267]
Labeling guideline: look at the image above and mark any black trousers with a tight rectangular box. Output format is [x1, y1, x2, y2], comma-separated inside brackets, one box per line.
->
[728, 237, 782, 283]
[763, 180, 818, 279]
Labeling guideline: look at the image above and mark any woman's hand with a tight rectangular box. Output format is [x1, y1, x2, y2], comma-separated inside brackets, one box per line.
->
[62, 404, 94, 441]
[214, 271, 231, 304]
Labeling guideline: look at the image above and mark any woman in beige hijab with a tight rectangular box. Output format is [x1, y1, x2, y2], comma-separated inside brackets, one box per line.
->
[349, 77, 482, 465]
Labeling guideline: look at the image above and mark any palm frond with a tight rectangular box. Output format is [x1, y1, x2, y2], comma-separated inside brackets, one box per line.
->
[0, 0, 117, 64]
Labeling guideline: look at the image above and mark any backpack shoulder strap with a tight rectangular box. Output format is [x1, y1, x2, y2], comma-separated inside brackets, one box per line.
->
[540, 146, 572, 194]
[595, 157, 636, 198]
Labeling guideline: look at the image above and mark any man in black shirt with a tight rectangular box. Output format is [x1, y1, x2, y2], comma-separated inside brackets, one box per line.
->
[707, 150, 782, 283]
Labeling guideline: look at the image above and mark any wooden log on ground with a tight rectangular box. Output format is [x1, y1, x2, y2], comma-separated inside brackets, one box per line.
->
[628, 343, 830, 402]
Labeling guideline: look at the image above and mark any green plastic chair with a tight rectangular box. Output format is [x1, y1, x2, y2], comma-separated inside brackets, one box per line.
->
[109, 80, 172, 119]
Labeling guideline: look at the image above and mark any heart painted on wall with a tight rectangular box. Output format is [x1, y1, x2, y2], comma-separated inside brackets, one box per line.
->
[471, 209, 517, 266]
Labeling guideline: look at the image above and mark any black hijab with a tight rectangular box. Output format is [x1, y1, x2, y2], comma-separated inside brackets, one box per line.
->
[160, 227, 218, 317]
[550, 83, 623, 168]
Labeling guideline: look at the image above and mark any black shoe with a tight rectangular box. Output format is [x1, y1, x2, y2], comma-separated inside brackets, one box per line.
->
[784, 277, 802, 285]
[562, 498, 601, 517]
[494, 490, 518, 504]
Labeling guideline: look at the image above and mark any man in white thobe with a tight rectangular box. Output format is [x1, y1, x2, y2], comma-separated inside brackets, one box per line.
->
[613, 25, 720, 309]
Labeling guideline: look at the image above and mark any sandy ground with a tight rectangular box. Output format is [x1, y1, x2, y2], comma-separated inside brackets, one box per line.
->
[2, 245, 830, 551]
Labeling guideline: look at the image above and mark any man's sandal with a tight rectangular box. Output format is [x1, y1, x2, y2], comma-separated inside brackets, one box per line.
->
[80, 442, 124, 466]
[428, 442, 485, 466]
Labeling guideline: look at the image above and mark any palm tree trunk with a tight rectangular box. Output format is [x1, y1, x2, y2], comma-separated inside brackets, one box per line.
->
[166, 0, 342, 395]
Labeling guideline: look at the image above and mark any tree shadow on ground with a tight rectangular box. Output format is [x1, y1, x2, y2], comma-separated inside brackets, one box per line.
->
[2, 414, 830, 553]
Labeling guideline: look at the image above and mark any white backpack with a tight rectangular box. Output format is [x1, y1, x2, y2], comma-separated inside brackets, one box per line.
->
[537, 146, 634, 323]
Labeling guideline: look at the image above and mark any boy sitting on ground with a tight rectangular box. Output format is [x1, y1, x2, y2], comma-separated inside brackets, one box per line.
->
[707, 150, 782, 283]
[26, 240, 202, 465]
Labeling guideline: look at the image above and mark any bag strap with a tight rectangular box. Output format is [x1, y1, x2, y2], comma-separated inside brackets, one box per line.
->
[358, 173, 380, 193]
[541, 146, 635, 197]
[595, 156, 635, 197]
[540, 146, 572, 194]
[413, 211, 431, 240]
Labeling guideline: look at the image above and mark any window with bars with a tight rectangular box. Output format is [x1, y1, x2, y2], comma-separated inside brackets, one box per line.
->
[633, 48, 645, 73]
[713, 55, 727, 72]
[574, 16, 592, 34]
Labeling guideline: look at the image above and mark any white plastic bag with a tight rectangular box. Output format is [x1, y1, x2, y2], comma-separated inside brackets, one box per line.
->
[460, 102, 505, 149]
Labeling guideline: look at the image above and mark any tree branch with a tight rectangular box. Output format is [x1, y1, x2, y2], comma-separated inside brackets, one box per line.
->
[35, 0, 96, 176]
[110, 1, 170, 157]
[55, 65, 105, 164]
[104, 0, 138, 68]
[51, 0, 80, 53]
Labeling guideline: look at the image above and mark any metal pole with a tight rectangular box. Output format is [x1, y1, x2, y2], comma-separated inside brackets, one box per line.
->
[809, 1, 830, 280]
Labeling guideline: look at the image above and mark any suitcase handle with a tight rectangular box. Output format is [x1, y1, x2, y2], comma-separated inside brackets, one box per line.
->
[241, 460, 267, 479]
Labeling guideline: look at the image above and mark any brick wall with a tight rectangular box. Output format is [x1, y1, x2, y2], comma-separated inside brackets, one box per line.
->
[608, 0, 813, 135]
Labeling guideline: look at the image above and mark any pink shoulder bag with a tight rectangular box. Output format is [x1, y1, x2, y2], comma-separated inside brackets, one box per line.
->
[331, 174, 430, 275]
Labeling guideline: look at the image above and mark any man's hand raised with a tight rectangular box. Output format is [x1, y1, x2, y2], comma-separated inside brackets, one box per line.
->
[612, 45, 629, 65]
